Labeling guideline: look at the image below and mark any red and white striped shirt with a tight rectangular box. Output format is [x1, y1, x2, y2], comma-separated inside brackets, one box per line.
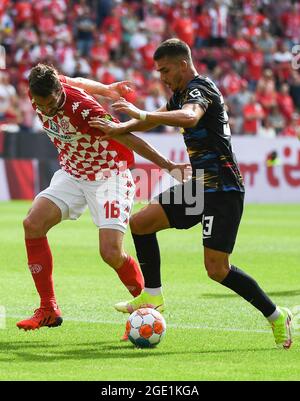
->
[31, 78, 134, 181]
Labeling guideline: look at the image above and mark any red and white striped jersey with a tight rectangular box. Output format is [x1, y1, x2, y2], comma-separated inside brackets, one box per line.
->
[30, 78, 134, 181]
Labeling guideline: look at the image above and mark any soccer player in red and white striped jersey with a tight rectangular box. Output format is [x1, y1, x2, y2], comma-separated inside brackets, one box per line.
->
[17, 64, 188, 333]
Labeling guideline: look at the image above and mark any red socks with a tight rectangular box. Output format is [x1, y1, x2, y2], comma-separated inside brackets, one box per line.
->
[25, 237, 57, 309]
[25, 239, 143, 307]
[116, 255, 144, 297]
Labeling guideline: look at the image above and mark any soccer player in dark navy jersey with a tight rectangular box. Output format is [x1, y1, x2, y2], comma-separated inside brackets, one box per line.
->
[166, 74, 244, 193]
[89, 38, 293, 349]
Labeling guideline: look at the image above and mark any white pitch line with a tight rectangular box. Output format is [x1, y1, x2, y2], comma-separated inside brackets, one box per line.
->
[5, 314, 300, 336]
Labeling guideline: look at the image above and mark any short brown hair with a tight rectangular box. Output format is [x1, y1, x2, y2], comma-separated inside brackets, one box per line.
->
[29, 64, 61, 97]
[153, 39, 192, 62]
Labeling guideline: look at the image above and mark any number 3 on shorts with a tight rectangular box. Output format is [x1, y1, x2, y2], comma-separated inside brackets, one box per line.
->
[202, 215, 214, 237]
[104, 200, 120, 219]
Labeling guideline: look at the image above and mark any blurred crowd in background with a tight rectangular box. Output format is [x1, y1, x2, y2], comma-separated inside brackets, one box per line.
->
[0, 0, 300, 137]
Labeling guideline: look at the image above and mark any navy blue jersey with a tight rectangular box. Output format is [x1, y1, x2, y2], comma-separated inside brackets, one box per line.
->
[167, 75, 244, 192]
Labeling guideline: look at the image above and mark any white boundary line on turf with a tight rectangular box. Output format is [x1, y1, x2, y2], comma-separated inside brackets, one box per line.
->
[5, 314, 300, 336]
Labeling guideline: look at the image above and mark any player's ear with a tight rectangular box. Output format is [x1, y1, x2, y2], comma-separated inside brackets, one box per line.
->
[180, 59, 188, 72]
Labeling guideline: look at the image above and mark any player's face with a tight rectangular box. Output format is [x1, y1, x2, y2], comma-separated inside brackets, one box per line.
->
[155, 56, 186, 92]
[33, 88, 65, 117]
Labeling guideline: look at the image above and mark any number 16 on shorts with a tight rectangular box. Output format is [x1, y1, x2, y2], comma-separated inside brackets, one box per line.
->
[104, 200, 120, 219]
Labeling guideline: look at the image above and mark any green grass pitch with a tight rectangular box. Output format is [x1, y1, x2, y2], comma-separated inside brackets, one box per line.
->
[0, 201, 299, 381]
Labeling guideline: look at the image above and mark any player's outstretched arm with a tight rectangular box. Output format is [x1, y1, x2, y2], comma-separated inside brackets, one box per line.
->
[88, 116, 160, 138]
[64, 76, 134, 101]
[88, 105, 167, 139]
[111, 98, 205, 128]
[114, 132, 191, 183]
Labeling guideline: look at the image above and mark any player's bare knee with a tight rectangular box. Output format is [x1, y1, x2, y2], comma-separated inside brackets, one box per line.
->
[23, 216, 44, 237]
[205, 260, 229, 282]
[206, 269, 223, 282]
[100, 246, 122, 268]
[130, 215, 146, 235]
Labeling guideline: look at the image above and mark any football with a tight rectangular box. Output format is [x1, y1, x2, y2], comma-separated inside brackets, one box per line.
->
[126, 308, 166, 348]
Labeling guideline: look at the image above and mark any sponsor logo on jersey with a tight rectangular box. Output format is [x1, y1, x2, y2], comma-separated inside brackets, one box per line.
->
[44, 127, 73, 142]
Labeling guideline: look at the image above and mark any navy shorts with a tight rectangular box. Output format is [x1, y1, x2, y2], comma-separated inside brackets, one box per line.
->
[157, 181, 244, 254]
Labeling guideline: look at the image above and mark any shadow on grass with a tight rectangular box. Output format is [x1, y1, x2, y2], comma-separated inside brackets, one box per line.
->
[201, 289, 300, 299]
[0, 340, 275, 362]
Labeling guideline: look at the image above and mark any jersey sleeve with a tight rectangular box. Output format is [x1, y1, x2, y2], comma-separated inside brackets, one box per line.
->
[182, 86, 211, 112]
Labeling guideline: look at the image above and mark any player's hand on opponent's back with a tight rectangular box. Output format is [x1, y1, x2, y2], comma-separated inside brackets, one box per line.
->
[111, 97, 142, 119]
[89, 117, 123, 138]
[167, 161, 192, 183]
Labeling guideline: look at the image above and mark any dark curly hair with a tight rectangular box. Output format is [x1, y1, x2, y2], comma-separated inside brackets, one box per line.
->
[29, 64, 61, 97]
